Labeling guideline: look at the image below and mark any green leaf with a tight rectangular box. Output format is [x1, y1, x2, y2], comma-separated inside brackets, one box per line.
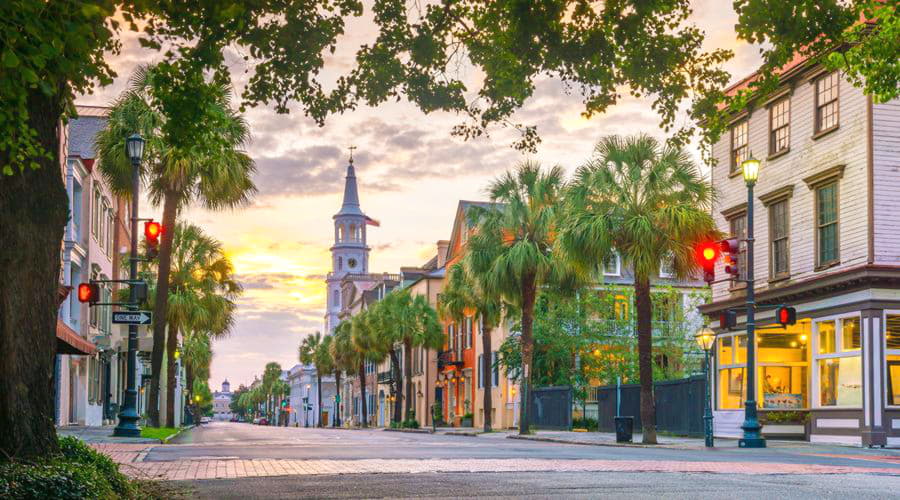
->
[2, 50, 19, 68]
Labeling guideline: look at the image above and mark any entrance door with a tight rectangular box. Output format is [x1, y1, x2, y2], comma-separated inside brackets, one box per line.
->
[434, 387, 443, 425]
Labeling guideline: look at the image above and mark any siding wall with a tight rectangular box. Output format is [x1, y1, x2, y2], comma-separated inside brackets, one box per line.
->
[711, 71, 870, 302]
[873, 100, 900, 265]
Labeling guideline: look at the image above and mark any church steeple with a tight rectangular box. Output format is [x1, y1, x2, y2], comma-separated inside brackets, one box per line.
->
[336, 159, 363, 217]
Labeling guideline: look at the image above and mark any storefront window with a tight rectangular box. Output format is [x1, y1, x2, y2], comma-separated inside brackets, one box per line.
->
[717, 333, 747, 410]
[814, 316, 861, 407]
[735, 335, 747, 364]
[887, 314, 900, 406]
[758, 325, 810, 409]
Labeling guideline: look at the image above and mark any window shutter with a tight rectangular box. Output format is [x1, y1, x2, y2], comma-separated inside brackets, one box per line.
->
[492, 352, 499, 386]
[477, 355, 483, 388]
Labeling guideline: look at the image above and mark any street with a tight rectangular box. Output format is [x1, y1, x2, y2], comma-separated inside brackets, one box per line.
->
[110, 422, 900, 498]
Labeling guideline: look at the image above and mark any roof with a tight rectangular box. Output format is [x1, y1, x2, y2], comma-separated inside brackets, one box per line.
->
[68, 115, 107, 159]
[335, 161, 365, 217]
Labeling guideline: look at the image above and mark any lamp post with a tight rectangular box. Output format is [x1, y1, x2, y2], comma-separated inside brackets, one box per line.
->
[695, 327, 716, 447]
[113, 133, 144, 437]
[739, 154, 766, 448]
[305, 383, 311, 427]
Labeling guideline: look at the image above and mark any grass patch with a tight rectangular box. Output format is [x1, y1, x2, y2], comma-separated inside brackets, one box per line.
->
[140, 426, 180, 441]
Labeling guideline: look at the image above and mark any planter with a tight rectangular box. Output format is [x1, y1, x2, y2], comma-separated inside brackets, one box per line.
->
[614, 416, 634, 443]
[460, 418, 473, 427]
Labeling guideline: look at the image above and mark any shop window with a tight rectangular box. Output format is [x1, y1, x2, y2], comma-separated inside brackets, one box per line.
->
[757, 322, 811, 409]
[887, 314, 900, 406]
[814, 316, 861, 407]
[717, 333, 748, 410]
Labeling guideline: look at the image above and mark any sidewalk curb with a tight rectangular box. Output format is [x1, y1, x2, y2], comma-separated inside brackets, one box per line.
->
[383, 428, 433, 434]
[441, 431, 480, 437]
[507, 434, 695, 450]
[162, 424, 196, 444]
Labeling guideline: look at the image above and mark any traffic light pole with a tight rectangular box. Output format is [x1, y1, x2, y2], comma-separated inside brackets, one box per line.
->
[739, 181, 765, 448]
[113, 157, 142, 437]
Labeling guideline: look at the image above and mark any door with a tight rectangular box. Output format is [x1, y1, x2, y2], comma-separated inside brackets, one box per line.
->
[434, 387, 443, 424]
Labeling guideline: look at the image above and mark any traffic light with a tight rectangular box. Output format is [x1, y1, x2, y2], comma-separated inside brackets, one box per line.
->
[144, 220, 162, 259]
[720, 238, 741, 278]
[77, 282, 100, 304]
[720, 310, 737, 330]
[775, 306, 797, 327]
[696, 241, 719, 284]
[281, 399, 288, 408]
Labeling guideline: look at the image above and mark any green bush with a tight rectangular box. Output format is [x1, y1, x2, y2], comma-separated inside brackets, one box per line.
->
[401, 419, 420, 429]
[389, 421, 400, 429]
[0, 460, 114, 499]
[462, 413, 474, 420]
[59, 436, 133, 496]
[572, 417, 598, 431]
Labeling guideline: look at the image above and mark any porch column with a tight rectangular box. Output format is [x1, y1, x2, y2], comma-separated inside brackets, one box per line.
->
[862, 308, 887, 447]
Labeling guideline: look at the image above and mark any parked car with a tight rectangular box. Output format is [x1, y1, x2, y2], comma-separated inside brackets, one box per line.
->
[252, 417, 261, 424]
[200, 416, 211, 424]
[258, 418, 268, 426]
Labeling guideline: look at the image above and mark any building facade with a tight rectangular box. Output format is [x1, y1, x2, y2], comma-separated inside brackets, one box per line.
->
[701, 61, 900, 446]
[288, 364, 336, 427]
[212, 380, 233, 421]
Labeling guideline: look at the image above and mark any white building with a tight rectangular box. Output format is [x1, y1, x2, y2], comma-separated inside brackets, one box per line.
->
[702, 58, 900, 446]
[288, 364, 336, 427]
[212, 380, 233, 421]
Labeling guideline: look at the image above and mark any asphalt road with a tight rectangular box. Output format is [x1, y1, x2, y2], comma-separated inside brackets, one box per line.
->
[157, 422, 900, 498]
[179, 471, 900, 500]
[159, 422, 900, 470]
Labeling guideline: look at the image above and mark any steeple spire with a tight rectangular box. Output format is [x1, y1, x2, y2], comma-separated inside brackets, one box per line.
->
[336, 150, 363, 216]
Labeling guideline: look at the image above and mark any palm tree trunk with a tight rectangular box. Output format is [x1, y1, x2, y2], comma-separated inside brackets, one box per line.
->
[482, 325, 493, 432]
[0, 90, 68, 459]
[358, 361, 368, 428]
[334, 371, 342, 427]
[165, 321, 178, 427]
[403, 340, 413, 422]
[519, 272, 536, 435]
[635, 275, 657, 444]
[389, 350, 402, 423]
[148, 189, 179, 428]
[316, 373, 323, 427]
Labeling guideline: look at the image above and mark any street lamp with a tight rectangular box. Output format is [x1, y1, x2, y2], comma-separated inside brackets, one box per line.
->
[113, 133, 145, 438]
[695, 327, 716, 448]
[305, 383, 311, 427]
[739, 153, 765, 448]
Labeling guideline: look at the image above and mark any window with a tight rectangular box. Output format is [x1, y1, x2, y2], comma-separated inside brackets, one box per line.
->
[769, 200, 789, 278]
[68, 264, 81, 328]
[814, 317, 861, 407]
[603, 252, 620, 276]
[658, 253, 675, 278]
[758, 323, 810, 409]
[333, 289, 339, 308]
[717, 334, 747, 410]
[463, 317, 473, 349]
[92, 188, 101, 239]
[816, 183, 839, 267]
[730, 120, 749, 173]
[492, 352, 499, 386]
[337, 256, 342, 270]
[815, 72, 839, 133]
[769, 97, 790, 155]
[72, 180, 82, 240]
[106, 209, 114, 256]
[89, 271, 99, 328]
[613, 294, 629, 321]
[477, 354, 483, 388]
[887, 314, 900, 406]
[728, 213, 748, 282]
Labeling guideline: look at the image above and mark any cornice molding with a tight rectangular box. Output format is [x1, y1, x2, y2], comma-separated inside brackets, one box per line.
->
[759, 185, 795, 206]
[803, 164, 846, 189]
[720, 202, 748, 220]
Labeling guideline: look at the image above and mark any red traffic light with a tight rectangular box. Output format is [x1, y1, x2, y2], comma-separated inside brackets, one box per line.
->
[144, 221, 162, 242]
[776, 306, 797, 327]
[696, 241, 719, 284]
[77, 283, 100, 303]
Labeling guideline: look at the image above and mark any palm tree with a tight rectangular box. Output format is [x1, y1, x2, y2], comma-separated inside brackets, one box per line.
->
[399, 292, 444, 423]
[466, 161, 580, 435]
[440, 263, 504, 432]
[368, 294, 404, 423]
[163, 223, 240, 425]
[350, 312, 374, 427]
[263, 362, 283, 424]
[560, 134, 718, 444]
[299, 332, 335, 427]
[182, 330, 212, 423]
[330, 320, 357, 427]
[95, 65, 256, 427]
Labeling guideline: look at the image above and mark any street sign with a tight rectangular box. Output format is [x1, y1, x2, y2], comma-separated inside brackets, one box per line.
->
[112, 311, 153, 325]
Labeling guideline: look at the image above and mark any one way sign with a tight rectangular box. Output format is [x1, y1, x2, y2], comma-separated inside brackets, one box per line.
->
[112, 311, 153, 325]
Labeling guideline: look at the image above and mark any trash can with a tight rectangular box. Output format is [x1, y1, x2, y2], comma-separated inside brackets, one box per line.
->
[614, 416, 634, 443]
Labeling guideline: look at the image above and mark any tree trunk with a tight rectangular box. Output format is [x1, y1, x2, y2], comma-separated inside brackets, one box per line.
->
[148, 189, 179, 428]
[358, 362, 368, 428]
[0, 92, 68, 459]
[518, 272, 536, 435]
[635, 275, 657, 444]
[316, 373, 323, 427]
[482, 324, 493, 433]
[334, 371, 342, 427]
[165, 322, 179, 427]
[185, 363, 194, 424]
[403, 340, 413, 422]
[389, 349, 402, 423]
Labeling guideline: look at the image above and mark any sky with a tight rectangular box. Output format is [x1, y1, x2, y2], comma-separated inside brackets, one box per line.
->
[79, 1, 763, 390]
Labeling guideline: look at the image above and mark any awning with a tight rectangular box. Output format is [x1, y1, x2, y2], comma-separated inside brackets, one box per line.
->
[56, 319, 96, 355]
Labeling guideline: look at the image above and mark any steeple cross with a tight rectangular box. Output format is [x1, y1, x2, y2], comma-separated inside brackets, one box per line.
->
[348, 145, 357, 163]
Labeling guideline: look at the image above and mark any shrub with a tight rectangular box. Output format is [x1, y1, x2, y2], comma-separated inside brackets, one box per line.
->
[389, 421, 400, 429]
[462, 413, 474, 420]
[59, 436, 133, 496]
[572, 417, 598, 431]
[401, 419, 420, 429]
[0, 460, 114, 500]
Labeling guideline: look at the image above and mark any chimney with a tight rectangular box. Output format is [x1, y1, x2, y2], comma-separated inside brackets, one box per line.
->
[436, 240, 450, 268]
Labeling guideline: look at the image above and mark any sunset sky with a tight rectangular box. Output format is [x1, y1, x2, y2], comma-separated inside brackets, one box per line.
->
[79, 1, 763, 390]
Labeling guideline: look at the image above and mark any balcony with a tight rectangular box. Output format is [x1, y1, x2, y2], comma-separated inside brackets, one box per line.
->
[377, 370, 394, 385]
[437, 350, 463, 370]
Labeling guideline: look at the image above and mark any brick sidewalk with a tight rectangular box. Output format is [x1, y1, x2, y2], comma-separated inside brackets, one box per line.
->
[92, 444, 900, 481]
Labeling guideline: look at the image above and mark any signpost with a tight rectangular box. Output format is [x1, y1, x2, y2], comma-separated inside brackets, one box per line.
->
[112, 311, 153, 325]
